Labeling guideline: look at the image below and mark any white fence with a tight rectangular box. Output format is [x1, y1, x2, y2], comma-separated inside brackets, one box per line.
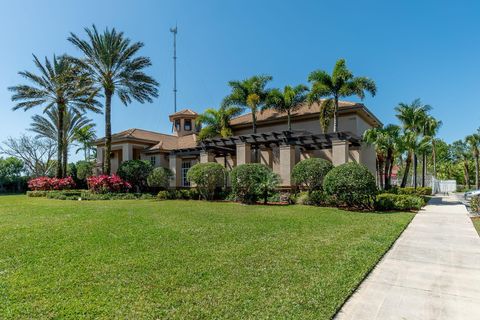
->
[432, 178, 457, 194]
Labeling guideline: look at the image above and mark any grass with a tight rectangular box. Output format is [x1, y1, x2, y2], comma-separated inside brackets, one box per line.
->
[0, 195, 413, 319]
[472, 217, 480, 235]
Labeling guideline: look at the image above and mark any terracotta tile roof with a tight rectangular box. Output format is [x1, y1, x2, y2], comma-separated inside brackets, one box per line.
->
[169, 109, 198, 120]
[229, 100, 380, 126]
[145, 133, 198, 152]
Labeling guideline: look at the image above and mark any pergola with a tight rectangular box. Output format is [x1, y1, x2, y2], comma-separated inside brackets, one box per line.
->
[169, 130, 363, 187]
[171, 130, 361, 157]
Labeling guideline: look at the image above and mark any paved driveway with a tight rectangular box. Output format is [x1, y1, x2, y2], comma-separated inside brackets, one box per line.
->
[335, 195, 480, 320]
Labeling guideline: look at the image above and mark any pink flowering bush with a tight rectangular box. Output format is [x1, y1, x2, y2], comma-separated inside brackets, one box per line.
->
[87, 175, 132, 193]
[28, 176, 76, 191]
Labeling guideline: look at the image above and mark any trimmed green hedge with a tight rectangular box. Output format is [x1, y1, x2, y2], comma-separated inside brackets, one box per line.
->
[187, 163, 225, 200]
[375, 193, 424, 211]
[230, 164, 280, 204]
[323, 162, 377, 210]
[292, 158, 333, 192]
[27, 190, 155, 201]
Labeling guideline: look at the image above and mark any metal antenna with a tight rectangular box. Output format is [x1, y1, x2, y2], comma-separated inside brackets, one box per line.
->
[170, 24, 178, 113]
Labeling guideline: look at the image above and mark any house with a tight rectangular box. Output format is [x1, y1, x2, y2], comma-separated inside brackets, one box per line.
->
[94, 100, 382, 187]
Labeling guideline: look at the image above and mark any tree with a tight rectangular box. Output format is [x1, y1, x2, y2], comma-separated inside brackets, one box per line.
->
[466, 133, 480, 189]
[74, 125, 97, 160]
[9, 54, 99, 178]
[0, 157, 24, 192]
[29, 107, 95, 175]
[265, 84, 308, 130]
[222, 75, 272, 134]
[452, 139, 472, 189]
[395, 99, 431, 188]
[69, 25, 159, 175]
[196, 105, 243, 140]
[1, 135, 56, 177]
[307, 59, 376, 133]
[423, 116, 442, 180]
[363, 124, 401, 190]
[117, 160, 153, 192]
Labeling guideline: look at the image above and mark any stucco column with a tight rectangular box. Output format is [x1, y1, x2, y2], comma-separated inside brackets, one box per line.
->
[260, 148, 273, 167]
[236, 143, 251, 165]
[279, 144, 295, 186]
[359, 143, 376, 176]
[169, 154, 182, 187]
[200, 150, 215, 163]
[331, 139, 349, 166]
[122, 144, 133, 162]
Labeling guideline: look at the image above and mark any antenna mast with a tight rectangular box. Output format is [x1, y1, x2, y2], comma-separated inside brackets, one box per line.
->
[170, 25, 178, 113]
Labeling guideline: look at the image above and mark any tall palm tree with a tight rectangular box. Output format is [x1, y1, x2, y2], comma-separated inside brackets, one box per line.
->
[452, 139, 472, 189]
[466, 133, 480, 189]
[395, 99, 431, 187]
[423, 116, 442, 182]
[222, 75, 272, 134]
[9, 54, 99, 177]
[69, 25, 159, 174]
[307, 59, 376, 133]
[30, 108, 96, 173]
[264, 84, 308, 131]
[363, 124, 401, 190]
[196, 105, 243, 140]
[74, 125, 97, 161]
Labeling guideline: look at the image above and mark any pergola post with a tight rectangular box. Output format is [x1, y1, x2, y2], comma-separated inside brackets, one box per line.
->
[279, 144, 296, 186]
[331, 139, 349, 166]
[200, 150, 215, 163]
[169, 154, 182, 187]
[236, 143, 251, 165]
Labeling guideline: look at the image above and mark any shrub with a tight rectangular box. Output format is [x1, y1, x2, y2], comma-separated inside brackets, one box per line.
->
[117, 160, 153, 192]
[230, 164, 279, 204]
[26, 190, 48, 197]
[292, 158, 333, 192]
[323, 162, 377, 210]
[187, 163, 225, 200]
[375, 193, 424, 211]
[258, 171, 281, 204]
[87, 175, 131, 193]
[157, 190, 170, 200]
[471, 195, 480, 213]
[76, 161, 95, 181]
[28, 176, 76, 191]
[397, 187, 432, 196]
[147, 167, 173, 189]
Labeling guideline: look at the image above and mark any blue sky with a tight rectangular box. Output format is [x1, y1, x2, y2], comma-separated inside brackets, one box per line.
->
[1, 0, 479, 160]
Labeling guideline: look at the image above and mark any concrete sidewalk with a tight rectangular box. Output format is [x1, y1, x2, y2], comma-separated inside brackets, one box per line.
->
[335, 195, 480, 320]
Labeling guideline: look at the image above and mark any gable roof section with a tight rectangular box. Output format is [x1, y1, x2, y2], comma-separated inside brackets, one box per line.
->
[229, 100, 382, 128]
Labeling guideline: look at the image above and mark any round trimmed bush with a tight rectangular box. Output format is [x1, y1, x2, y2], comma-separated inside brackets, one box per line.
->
[323, 162, 377, 209]
[117, 160, 153, 192]
[230, 163, 280, 204]
[147, 167, 173, 189]
[292, 158, 333, 192]
[76, 161, 95, 181]
[186, 163, 225, 200]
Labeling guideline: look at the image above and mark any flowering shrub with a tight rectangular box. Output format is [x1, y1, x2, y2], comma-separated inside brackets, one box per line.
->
[87, 175, 132, 193]
[28, 176, 76, 191]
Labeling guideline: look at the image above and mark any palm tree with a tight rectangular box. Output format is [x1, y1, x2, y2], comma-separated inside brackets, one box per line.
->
[423, 116, 442, 182]
[222, 75, 272, 134]
[9, 54, 99, 177]
[69, 25, 159, 174]
[196, 106, 243, 140]
[395, 99, 431, 187]
[452, 139, 472, 189]
[307, 59, 376, 133]
[466, 133, 480, 189]
[264, 84, 308, 130]
[74, 125, 97, 161]
[363, 124, 401, 190]
[30, 108, 96, 172]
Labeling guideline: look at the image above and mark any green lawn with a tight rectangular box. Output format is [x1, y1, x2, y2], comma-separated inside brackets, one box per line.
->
[0, 195, 412, 319]
[472, 217, 480, 235]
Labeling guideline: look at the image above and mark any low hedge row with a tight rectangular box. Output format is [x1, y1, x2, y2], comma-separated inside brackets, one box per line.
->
[375, 193, 425, 211]
[27, 190, 155, 201]
[388, 186, 432, 196]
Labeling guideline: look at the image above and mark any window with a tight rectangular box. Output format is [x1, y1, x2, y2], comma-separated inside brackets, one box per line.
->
[175, 119, 181, 131]
[150, 156, 156, 166]
[184, 119, 192, 131]
[181, 160, 192, 187]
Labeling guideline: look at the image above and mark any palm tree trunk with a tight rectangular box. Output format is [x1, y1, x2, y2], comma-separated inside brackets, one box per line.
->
[378, 158, 385, 190]
[464, 160, 471, 189]
[56, 104, 65, 178]
[84, 145, 88, 161]
[385, 150, 393, 190]
[432, 140, 437, 178]
[401, 151, 412, 188]
[287, 110, 291, 131]
[104, 91, 112, 175]
[63, 138, 68, 178]
[475, 153, 479, 189]
[251, 109, 258, 162]
[413, 153, 418, 188]
[421, 152, 426, 187]
[333, 96, 339, 133]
